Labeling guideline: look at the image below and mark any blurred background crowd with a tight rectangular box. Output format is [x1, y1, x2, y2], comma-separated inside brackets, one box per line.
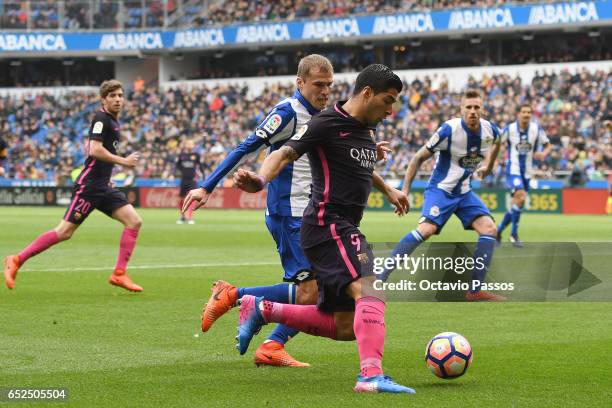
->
[1, 66, 610, 187]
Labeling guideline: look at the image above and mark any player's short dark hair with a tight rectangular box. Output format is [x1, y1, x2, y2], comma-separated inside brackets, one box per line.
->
[462, 89, 482, 100]
[99, 79, 123, 98]
[518, 103, 533, 112]
[352, 64, 403, 95]
[297, 54, 333, 78]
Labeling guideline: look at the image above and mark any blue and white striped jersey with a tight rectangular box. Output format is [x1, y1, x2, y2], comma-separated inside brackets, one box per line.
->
[425, 118, 500, 196]
[201, 90, 318, 217]
[502, 121, 549, 178]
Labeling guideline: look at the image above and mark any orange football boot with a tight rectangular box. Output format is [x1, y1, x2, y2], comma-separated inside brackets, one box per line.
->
[109, 270, 143, 292]
[201, 280, 238, 332]
[4, 255, 21, 289]
[254, 340, 310, 367]
[466, 290, 507, 302]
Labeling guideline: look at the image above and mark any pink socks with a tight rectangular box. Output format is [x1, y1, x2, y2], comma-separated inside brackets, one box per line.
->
[18, 230, 60, 264]
[354, 296, 386, 378]
[260, 301, 337, 339]
[258, 296, 387, 378]
[114, 228, 139, 272]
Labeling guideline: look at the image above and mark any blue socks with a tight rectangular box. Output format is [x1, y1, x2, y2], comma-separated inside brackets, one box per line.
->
[380, 229, 424, 281]
[237, 283, 299, 346]
[498, 210, 512, 233]
[267, 324, 300, 345]
[510, 204, 522, 237]
[499, 204, 522, 237]
[470, 234, 496, 293]
[237, 283, 296, 304]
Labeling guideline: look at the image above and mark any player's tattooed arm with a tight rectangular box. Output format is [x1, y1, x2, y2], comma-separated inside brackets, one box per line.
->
[234, 145, 300, 193]
[402, 146, 434, 195]
[278, 145, 300, 161]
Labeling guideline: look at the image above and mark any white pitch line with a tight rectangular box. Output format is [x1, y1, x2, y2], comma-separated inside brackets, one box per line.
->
[22, 261, 278, 273]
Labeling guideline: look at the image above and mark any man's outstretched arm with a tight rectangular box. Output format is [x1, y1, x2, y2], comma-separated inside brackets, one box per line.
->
[233, 145, 299, 193]
[372, 171, 408, 216]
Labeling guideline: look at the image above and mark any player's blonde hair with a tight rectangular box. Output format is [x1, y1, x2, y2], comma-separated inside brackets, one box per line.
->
[297, 54, 333, 78]
[99, 79, 124, 98]
[462, 89, 482, 101]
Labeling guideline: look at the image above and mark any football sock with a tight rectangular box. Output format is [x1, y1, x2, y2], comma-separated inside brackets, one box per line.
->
[266, 325, 299, 345]
[510, 204, 522, 237]
[114, 227, 139, 272]
[18, 230, 60, 264]
[177, 198, 186, 220]
[260, 302, 337, 339]
[498, 210, 512, 233]
[380, 229, 424, 281]
[355, 297, 386, 378]
[263, 284, 299, 345]
[187, 202, 195, 220]
[470, 234, 496, 293]
[238, 283, 296, 304]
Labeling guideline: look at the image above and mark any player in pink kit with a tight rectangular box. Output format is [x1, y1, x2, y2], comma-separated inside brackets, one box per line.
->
[4, 80, 144, 292]
[234, 65, 415, 394]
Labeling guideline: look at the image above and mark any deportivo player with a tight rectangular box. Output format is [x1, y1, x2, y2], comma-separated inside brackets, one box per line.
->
[3, 80, 143, 292]
[175, 139, 205, 224]
[232, 64, 414, 394]
[183, 54, 333, 367]
[382, 89, 506, 301]
[497, 104, 551, 246]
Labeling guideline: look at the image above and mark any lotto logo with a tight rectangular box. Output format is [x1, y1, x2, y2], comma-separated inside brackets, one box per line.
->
[294, 271, 311, 282]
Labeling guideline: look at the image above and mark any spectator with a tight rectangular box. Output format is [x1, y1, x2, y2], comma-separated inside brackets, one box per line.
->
[0, 67, 609, 187]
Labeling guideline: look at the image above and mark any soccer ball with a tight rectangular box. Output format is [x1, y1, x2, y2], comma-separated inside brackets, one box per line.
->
[425, 332, 472, 379]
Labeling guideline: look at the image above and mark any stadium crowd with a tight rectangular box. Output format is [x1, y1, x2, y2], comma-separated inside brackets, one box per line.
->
[0, 0, 180, 29]
[200, 0, 510, 26]
[1, 0, 566, 29]
[0, 67, 609, 186]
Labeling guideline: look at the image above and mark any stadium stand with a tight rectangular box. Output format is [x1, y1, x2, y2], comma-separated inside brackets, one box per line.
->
[0, 67, 609, 186]
[196, 0, 512, 27]
[0, 0, 185, 29]
[0, 0, 574, 30]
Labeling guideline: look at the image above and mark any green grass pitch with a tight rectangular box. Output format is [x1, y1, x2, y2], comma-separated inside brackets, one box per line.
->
[1, 207, 611, 407]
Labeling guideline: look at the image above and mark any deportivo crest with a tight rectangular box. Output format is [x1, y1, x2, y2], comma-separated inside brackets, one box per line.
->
[516, 141, 533, 154]
[429, 206, 440, 217]
[263, 113, 282, 134]
[458, 153, 484, 171]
